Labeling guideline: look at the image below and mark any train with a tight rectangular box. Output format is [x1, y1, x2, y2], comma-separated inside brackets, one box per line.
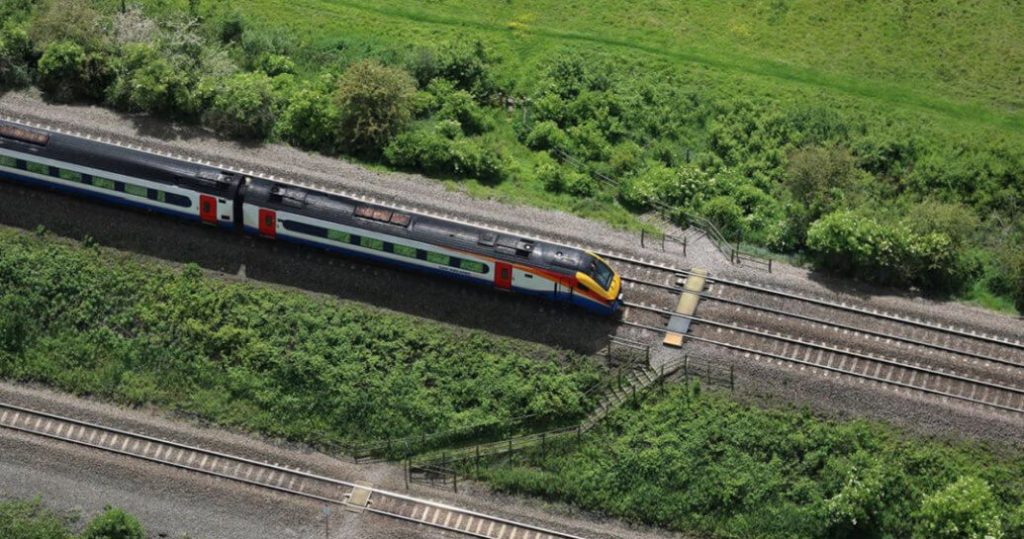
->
[0, 119, 622, 315]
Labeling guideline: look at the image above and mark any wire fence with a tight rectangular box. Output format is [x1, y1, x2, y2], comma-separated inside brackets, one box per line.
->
[405, 352, 737, 492]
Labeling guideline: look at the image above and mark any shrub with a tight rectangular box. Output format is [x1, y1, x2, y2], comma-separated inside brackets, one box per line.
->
[81, 506, 145, 539]
[0, 23, 32, 89]
[276, 77, 341, 153]
[335, 60, 417, 154]
[536, 161, 595, 197]
[256, 53, 296, 76]
[700, 195, 745, 240]
[913, 477, 1003, 539]
[0, 499, 73, 539]
[384, 124, 453, 173]
[432, 40, 497, 97]
[428, 79, 492, 135]
[525, 120, 572, 155]
[385, 125, 507, 182]
[806, 211, 980, 292]
[29, 0, 105, 51]
[200, 72, 276, 139]
[36, 41, 112, 102]
[106, 44, 196, 115]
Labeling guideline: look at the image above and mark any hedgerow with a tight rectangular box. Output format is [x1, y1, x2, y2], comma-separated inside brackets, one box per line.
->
[0, 230, 599, 445]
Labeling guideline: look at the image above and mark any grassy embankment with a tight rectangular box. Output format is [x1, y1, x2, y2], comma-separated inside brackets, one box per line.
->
[480, 383, 1024, 539]
[0, 228, 600, 445]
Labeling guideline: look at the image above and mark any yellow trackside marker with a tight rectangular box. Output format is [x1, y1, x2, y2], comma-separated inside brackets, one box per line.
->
[346, 482, 373, 513]
[664, 268, 708, 348]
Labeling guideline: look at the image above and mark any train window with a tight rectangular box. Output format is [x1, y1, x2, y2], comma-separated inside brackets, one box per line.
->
[354, 206, 374, 219]
[0, 125, 49, 145]
[163, 191, 191, 207]
[393, 244, 417, 258]
[124, 183, 147, 198]
[58, 169, 82, 182]
[92, 177, 116, 190]
[426, 252, 450, 266]
[327, 229, 351, 243]
[458, 259, 488, 273]
[390, 213, 411, 226]
[360, 236, 385, 251]
[26, 161, 48, 175]
[0, 155, 16, 168]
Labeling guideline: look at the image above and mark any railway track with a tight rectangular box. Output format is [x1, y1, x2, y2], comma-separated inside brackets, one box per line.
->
[608, 251, 1024, 415]
[621, 302, 1024, 415]
[0, 402, 588, 539]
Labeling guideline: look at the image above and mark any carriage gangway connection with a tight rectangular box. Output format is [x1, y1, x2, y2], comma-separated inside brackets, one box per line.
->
[662, 268, 708, 348]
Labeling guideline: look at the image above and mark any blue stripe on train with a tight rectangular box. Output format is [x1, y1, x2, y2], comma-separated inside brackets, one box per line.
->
[242, 225, 617, 315]
[0, 171, 234, 230]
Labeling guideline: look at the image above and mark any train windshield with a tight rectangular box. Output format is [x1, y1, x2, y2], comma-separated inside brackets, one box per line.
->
[590, 258, 615, 291]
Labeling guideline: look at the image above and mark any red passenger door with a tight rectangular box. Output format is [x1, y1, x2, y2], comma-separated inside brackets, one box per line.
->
[199, 195, 217, 225]
[494, 262, 512, 291]
[258, 208, 276, 238]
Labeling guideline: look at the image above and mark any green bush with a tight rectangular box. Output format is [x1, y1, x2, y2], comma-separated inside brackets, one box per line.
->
[200, 72, 276, 139]
[256, 53, 296, 76]
[525, 120, 572, 155]
[81, 506, 145, 539]
[385, 124, 507, 182]
[106, 44, 196, 115]
[0, 23, 32, 88]
[275, 77, 341, 153]
[29, 0, 105, 51]
[429, 40, 497, 98]
[0, 499, 73, 539]
[913, 477, 1003, 539]
[335, 60, 417, 153]
[806, 211, 981, 292]
[36, 41, 112, 102]
[428, 79, 492, 135]
[536, 160, 595, 197]
[700, 195, 745, 240]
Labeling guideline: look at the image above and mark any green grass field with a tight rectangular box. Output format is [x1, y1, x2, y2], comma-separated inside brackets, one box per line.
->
[235, 0, 1024, 129]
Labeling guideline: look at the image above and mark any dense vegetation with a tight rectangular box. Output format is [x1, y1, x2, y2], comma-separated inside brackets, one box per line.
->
[0, 229, 599, 444]
[1, 0, 1022, 311]
[481, 383, 1024, 539]
[0, 499, 145, 539]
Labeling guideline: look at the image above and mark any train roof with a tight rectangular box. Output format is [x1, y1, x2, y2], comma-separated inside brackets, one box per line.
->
[245, 177, 593, 276]
[0, 118, 598, 277]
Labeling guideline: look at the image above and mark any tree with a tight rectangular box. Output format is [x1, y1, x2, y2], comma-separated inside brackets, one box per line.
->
[0, 23, 32, 89]
[81, 506, 145, 539]
[201, 72, 276, 139]
[276, 77, 341, 153]
[335, 61, 417, 154]
[106, 44, 196, 115]
[37, 41, 113, 102]
[913, 477, 1003, 539]
[29, 0, 106, 51]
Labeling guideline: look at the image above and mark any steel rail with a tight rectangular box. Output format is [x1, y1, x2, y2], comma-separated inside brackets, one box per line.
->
[618, 319, 1024, 415]
[0, 401, 588, 539]
[620, 276, 1023, 369]
[622, 301, 1024, 399]
[607, 251, 1023, 351]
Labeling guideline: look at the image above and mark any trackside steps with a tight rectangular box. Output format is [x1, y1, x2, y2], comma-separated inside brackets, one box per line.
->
[663, 268, 707, 348]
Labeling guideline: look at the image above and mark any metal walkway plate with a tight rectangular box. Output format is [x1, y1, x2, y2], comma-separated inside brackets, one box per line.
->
[664, 268, 707, 348]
